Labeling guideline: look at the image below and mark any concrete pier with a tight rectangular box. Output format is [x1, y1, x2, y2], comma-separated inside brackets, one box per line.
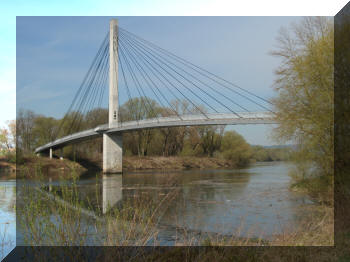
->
[103, 133, 122, 173]
[103, 18, 122, 173]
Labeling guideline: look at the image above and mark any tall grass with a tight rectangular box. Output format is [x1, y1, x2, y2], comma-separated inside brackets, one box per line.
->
[17, 175, 179, 247]
[16, 170, 335, 261]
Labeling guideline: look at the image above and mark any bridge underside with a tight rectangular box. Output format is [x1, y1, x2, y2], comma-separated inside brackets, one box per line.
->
[35, 113, 275, 173]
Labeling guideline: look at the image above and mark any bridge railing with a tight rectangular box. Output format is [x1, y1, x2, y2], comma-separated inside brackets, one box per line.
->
[35, 112, 274, 153]
[106, 112, 273, 129]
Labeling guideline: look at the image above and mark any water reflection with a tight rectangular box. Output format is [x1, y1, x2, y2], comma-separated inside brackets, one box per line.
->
[40, 175, 123, 215]
[16, 162, 315, 245]
[102, 175, 122, 214]
[0, 180, 16, 259]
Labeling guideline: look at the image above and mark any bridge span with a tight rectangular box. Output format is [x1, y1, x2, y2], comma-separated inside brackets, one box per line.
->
[35, 112, 275, 155]
[35, 19, 277, 173]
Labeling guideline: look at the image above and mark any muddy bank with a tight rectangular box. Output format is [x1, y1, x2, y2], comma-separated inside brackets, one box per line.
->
[2, 155, 240, 178]
[0, 157, 16, 180]
[123, 156, 236, 171]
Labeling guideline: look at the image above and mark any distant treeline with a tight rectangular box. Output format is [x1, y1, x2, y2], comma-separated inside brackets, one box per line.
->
[250, 146, 292, 162]
[16, 98, 291, 167]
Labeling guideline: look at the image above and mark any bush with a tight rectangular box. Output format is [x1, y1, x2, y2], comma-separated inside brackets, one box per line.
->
[6, 152, 16, 164]
[220, 131, 252, 167]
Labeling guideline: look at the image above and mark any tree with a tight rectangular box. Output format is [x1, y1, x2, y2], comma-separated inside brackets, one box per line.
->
[84, 108, 108, 129]
[120, 98, 160, 156]
[0, 120, 16, 152]
[220, 131, 252, 167]
[0, 128, 10, 151]
[7, 120, 16, 148]
[271, 17, 333, 180]
[16, 109, 37, 153]
[197, 126, 225, 157]
[32, 116, 60, 148]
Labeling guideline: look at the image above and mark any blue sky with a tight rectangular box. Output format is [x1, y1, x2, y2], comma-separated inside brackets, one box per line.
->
[17, 16, 303, 145]
[1, 0, 343, 146]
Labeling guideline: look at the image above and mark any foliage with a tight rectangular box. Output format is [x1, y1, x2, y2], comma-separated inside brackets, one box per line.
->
[271, 17, 334, 201]
[15, 104, 291, 168]
[0, 121, 16, 160]
[220, 131, 252, 167]
[15, 93, 293, 168]
[251, 145, 292, 162]
[0, 129, 10, 152]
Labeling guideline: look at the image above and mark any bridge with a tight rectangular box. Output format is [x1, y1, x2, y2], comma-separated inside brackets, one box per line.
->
[35, 19, 276, 173]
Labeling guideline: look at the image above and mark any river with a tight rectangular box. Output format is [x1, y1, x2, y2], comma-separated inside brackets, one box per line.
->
[2, 161, 316, 248]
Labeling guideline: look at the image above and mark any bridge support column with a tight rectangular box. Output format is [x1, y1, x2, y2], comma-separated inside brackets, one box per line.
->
[103, 133, 123, 173]
[103, 19, 122, 173]
[49, 148, 53, 159]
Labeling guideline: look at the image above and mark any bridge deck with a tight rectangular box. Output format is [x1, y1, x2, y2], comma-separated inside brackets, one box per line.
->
[35, 112, 276, 153]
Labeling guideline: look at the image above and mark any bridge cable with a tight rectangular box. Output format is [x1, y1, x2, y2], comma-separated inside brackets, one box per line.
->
[119, 44, 160, 122]
[97, 50, 110, 109]
[118, 52, 140, 125]
[121, 30, 249, 113]
[119, 32, 205, 117]
[70, 42, 109, 133]
[119, 32, 210, 119]
[70, 37, 108, 128]
[55, 32, 109, 138]
[119, 27, 273, 107]
[83, 43, 109, 124]
[119, 38, 183, 120]
[69, 38, 109, 133]
[119, 34, 191, 117]
[120, 30, 245, 117]
[81, 44, 109, 120]
[120, 29, 270, 113]
[119, 38, 170, 114]
[68, 44, 107, 131]
[120, 31, 219, 115]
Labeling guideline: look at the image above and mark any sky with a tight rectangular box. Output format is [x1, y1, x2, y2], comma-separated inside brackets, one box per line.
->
[16, 16, 302, 146]
[1, 0, 345, 147]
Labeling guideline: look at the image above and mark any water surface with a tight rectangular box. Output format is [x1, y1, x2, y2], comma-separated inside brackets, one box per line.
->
[15, 161, 315, 246]
[0, 180, 16, 259]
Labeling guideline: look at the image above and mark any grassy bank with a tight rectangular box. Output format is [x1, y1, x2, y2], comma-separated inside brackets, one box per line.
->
[6, 154, 249, 179]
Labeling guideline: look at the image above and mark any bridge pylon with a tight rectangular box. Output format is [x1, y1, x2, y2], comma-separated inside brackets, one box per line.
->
[103, 18, 123, 173]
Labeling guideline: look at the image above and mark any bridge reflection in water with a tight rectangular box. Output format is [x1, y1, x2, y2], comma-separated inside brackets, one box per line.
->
[17, 163, 315, 246]
[21, 175, 124, 216]
[102, 175, 122, 214]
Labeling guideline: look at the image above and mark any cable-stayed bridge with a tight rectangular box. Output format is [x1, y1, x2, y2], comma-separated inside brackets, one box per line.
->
[35, 19, 276, 173]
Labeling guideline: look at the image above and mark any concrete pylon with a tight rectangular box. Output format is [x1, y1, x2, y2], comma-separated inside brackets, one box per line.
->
[103, 18, 123, 173]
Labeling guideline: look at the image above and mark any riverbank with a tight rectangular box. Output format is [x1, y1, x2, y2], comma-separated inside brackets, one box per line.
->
[0, 156, 16, 180]
[0, 155, 88, 179]
[123, 156, 237, 171]
[2, 155, 246, 179]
